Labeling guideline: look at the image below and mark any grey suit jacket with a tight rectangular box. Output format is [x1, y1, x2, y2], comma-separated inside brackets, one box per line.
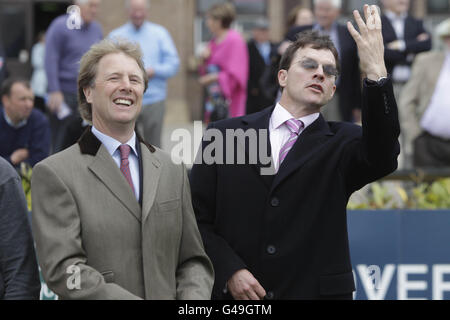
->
[31, 129, 214, 299]
[0, 157, 41, 299]
[399, 51, 445, 152]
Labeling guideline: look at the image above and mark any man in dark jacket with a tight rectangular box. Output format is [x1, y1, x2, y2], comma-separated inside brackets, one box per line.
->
[0, 156, 41, 299]
[190, 5, 400, 300]
[246, 19, 278, 114]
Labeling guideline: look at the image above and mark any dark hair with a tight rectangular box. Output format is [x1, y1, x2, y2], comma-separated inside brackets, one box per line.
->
[279, 30, 340, 74]
[1, 78, 31, 97]
[207, 2, 236, 29]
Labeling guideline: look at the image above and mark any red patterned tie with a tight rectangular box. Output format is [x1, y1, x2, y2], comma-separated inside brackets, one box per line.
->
[278, 118, 304, 167]
[119, 144, 135, 194]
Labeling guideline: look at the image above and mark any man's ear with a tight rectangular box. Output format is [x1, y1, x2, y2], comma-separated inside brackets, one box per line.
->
[83, 87, 93, 104]
[1, 95, 8, 107]
[278, 69, 288, 88]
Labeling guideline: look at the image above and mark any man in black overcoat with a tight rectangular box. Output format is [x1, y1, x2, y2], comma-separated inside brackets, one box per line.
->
[190, 5, 400, 300]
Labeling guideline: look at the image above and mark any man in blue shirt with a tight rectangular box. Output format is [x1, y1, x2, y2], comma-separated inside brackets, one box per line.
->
[0, 78, 51, 168]
[109, 0, 180, 148]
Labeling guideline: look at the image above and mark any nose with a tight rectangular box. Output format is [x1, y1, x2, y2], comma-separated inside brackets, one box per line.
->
[313, 65, 325, 81]
[119, 78, 133, 93]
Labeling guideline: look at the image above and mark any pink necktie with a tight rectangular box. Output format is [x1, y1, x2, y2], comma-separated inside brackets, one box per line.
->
[278, 118, 304, 167]
[119, 144, 135, 194]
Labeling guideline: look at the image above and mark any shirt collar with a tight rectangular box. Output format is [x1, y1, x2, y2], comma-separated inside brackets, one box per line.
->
[385, 10, 407, 21]
[313, 22, 338, 34]
[271, 103, 320, 130]
[91, 126, 138, 158]
[2, 108, 28, 128]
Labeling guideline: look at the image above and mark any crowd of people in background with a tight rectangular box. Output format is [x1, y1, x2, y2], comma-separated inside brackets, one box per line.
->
[0, 0, 448, 170]
[1, 0, 450, 300]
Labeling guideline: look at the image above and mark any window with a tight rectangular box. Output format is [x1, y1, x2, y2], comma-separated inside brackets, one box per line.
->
[427, 0, 450, 14]
[0, 2, 27, 58]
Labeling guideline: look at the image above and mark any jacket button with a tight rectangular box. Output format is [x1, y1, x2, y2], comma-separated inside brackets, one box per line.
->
[270, 197, 279, 207]
[267, 245, 276, 255]
[265, 291, 274, 300]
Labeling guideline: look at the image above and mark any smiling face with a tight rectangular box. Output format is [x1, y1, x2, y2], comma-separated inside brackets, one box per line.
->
[278, 45, 337, 112]
[83, 52, 145, 135]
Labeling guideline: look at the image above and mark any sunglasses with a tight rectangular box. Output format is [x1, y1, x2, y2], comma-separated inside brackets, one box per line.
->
[296, 58, 339, 78]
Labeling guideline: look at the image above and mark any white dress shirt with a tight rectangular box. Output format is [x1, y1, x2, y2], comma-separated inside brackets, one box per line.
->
[385, 10, 411, 82]
[92, 126, 140, 200]
[420, 51, 450, 139]
[269, 103, 320, 172]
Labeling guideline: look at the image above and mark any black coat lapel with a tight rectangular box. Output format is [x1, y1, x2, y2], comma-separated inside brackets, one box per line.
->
[270, 115, 334, 193]
[239, 107, 275, 188]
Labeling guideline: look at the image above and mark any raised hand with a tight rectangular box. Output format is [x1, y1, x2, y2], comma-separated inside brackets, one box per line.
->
[347, 4, 387, 81]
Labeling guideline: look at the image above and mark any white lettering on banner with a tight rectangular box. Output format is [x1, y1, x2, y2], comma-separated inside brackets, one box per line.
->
[357, 264, 395, 300]
[397, 264, 428, 300]
[433, 265, 450, 300]
[354, 264, 450, 300]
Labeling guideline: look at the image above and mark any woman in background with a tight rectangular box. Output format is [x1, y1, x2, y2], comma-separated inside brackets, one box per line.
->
[199, 2, 248, 123]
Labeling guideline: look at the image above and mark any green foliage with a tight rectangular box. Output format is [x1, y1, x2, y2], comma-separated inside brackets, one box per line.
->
[347, 178, 450, 210]
[20, 162, 32, 211]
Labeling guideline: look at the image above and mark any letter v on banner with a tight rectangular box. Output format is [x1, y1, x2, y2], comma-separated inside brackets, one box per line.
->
[357, 264, 396, 300]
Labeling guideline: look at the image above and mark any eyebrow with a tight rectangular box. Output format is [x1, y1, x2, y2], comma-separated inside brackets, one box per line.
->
[105, 72, 143, 79]
[298, 56, 336, 67]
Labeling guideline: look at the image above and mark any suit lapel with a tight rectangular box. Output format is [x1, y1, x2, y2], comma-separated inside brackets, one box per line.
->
[428, 53, 445, 89]
[88, 144, 142, 221]
[240, 107, 275, 188]
[140, 142, 161, 223]
[270, 115, 334, 193]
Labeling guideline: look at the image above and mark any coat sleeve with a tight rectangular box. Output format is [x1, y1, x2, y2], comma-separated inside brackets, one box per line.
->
[175, 163, 214, 299]
[0, 169, 41, 299]
[31, 162, 142, 300]
[190, 123, 248, 298]
[340, 77, 400, 195]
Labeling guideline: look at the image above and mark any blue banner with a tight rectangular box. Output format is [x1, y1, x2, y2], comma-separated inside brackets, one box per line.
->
[348, 210, 450, 300]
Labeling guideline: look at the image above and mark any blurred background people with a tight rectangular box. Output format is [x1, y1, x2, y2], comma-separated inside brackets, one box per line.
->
[381, 0, 431, 96]
[286, 5, 315, 30]
[0, 78, 50, 168]
[0, 156, 41, 300]
[399, 18, 450, 168]
[380, 0, 432, 168]
[246, 18, 278, 115]
[45, 0, 103, 153]
[109, 0, 179, 148]
[30, 31, 47, 114]
[199, 2, 248, 123]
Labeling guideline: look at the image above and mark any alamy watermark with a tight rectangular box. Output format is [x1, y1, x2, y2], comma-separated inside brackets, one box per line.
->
[170, 121, 276, 175]
[66, 5, 82, 30]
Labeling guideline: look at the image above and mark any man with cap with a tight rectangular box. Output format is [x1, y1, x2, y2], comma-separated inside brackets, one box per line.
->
[399, 18, 450, 167]
[246, 18, 278, 114]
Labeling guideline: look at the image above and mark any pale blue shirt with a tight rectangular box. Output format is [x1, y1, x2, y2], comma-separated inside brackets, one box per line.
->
[109, 21, 180, 106]
[91, 126, 140, 201]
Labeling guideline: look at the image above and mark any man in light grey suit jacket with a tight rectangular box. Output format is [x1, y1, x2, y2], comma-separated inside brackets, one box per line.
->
[31, 38, 214, 299]
[399, 18, 450, 167]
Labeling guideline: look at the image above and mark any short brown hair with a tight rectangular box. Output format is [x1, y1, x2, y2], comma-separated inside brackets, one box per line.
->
[207, 2, 236, 29]
[1, 78, 31, 97]
[78, 38, 148, 123]
[279, 30, 340, 74]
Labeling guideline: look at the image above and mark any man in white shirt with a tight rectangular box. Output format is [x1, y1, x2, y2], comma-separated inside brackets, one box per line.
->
[31, 38, 213, 300]
[399, 18, 450, 167]
[380, 0, 431, 168]
[191, 5, 400, 300]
